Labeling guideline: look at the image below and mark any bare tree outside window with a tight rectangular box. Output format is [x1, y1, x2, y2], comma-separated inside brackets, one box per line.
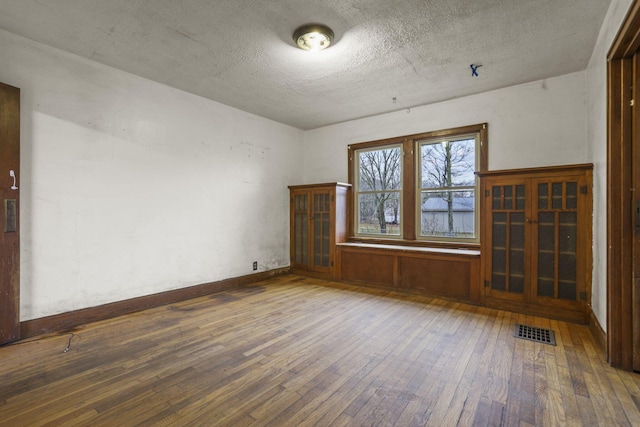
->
[357, 146, 402, 235]
[420, 137, 476, 238]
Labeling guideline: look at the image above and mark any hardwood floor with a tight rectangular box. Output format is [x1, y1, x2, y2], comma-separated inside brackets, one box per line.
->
[1, 275, 639, 426]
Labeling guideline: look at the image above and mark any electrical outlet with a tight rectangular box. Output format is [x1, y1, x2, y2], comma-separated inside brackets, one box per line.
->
[253, 261, 258, 271]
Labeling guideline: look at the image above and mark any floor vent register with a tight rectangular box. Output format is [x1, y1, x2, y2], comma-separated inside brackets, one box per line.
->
[513, 324, 557, 346]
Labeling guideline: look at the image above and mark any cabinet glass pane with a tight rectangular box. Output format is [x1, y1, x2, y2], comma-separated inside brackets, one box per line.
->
[538, 211, 556, 297]
[538, 183, 548, 209]
[558, 282, 576, 300]
[538, 212, 555, 252]
[293, 194, 308, 264]
[538, 278, 555, 297]
[558, 212, 577, 253]
[566, 182, 578, 209]
[558, 211, 577, 300]
[492, 186, 501, 210]
[515, 185, 525, 210]
[552, 182, 563, 209]
[504, 185, 513, 210]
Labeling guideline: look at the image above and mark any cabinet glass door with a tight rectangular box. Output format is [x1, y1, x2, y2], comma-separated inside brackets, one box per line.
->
[487, 182, 527, 300]
[292, 193, 308, 266]
[532, 179, 581, 306]
[312, 191, 331, 268]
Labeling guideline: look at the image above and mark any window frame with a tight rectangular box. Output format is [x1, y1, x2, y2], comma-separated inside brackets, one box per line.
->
[416, 133, 480, 243]
[348, 123, 488, 248]
[354, 143, 404, 238]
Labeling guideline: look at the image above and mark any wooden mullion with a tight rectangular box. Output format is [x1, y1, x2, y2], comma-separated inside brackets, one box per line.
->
[554, 210, 560, 300]
[506, 206, 512, 293]
[403, 138, 415, 240]
[525, 178, 533, 304]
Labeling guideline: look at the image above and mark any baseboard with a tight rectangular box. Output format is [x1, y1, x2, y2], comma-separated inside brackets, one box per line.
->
[589, 308, 607, 357]
[19, 267, 290, 340]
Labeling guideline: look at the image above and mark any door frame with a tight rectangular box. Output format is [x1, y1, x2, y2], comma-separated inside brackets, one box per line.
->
[607, 0, 640, 370]
[0, 82, 20, 345]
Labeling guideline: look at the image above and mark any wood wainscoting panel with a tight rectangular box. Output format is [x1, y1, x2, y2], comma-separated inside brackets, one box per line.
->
[340, 250, 396, 287]
[399, 256, 472, 301]
[338, 243, 480, 303]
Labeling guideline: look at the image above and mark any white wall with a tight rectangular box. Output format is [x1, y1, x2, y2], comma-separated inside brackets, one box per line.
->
[0, 29, 304, 320]
[586, 0, 634, 331]
[303, 71, 588, 183]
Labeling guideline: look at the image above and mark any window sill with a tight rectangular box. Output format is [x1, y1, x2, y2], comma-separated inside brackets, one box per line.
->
[345, 237, 480, 252]
[339, 241, 480, 257]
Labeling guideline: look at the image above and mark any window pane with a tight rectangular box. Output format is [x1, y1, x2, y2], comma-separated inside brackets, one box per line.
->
[358, 192, 401, 235]
[358, 147, 402, 191]
[420, 190, 475, 238]
[420, 138, 475, 188]
[418, 134, 477, 241]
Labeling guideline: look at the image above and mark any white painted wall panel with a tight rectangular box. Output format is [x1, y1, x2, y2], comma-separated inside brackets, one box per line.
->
[303, 71, 588, 183]
[0, 29, 303, 320]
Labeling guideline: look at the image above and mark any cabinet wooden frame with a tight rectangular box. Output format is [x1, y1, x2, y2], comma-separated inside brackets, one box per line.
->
[288, 182, 351, 279]
[478, 164, 593, 324]
[347, 123, 488, 247]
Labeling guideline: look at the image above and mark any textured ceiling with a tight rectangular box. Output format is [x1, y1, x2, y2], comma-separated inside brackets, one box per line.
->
[0, 0, 612, 130]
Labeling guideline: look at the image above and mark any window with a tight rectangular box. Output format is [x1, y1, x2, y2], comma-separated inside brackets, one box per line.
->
[355, 144, 402, 237]
[418, 135, 477, 240]
[349, 124, 487, 245]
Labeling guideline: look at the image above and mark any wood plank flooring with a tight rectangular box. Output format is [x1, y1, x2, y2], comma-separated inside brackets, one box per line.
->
[1, 275, 639, 426]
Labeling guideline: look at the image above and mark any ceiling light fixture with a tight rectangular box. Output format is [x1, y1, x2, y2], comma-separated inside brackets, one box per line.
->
[293, 24, 334, 52]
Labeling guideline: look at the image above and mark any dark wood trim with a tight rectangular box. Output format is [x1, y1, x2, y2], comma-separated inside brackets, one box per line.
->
[609, 0, 640, 59]
[287, 182, 351, 191]
[607, 0, 639, 370]
[590, 308, 608, 357]
[350, 123, 488, 149]
[18, 268, 290, 340]
[483, 298, 588, 324]
[402, 138, 416, 240]
[347, 146, 355, 237]
[0, 82, 20, 345]
[476, 163, 593, 177]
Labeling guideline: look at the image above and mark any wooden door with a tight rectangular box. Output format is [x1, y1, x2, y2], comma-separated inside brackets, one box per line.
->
[290, 190, 310, 271]
[0, 82, 20, 345]
[483, 177, 529, 302]
[310, 189, 333, 273]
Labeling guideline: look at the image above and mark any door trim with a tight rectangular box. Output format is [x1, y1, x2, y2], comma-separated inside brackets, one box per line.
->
[607, 0, 640, 370]
[0, 82, 20, 345]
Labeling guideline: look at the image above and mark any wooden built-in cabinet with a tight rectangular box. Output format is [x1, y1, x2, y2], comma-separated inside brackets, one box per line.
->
[289, 183, 350, 279]
[478, 164, 593, 323]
